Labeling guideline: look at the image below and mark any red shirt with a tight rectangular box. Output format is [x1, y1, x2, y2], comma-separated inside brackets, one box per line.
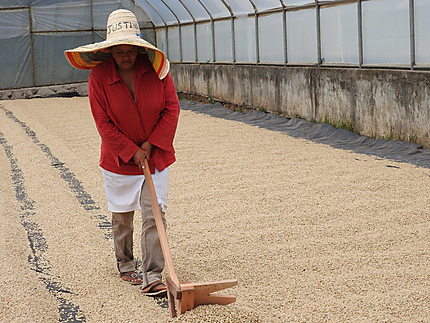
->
[88, 55, 180, 175]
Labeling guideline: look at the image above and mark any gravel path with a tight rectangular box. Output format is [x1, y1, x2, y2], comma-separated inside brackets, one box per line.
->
[0, 97, 429, 322]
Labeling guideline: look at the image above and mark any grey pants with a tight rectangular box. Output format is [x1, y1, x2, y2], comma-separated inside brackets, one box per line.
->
[112, 179, 166, 286]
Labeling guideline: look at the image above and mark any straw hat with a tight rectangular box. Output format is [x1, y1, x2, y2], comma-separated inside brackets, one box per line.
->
[64, 9, 169, 79]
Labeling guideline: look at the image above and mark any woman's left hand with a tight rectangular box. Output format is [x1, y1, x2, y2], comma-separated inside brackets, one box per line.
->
[141, 141, 153, 160]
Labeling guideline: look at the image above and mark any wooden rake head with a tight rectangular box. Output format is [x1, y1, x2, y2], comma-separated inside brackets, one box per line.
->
[142, 159, 237, 317]
[166, 278, 238, 318]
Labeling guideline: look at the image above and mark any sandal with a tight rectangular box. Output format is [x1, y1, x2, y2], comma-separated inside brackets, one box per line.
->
[141, 280, 167, 297]
[120, 271, 143, 285]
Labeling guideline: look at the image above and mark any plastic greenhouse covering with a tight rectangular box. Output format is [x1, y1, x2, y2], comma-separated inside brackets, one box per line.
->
[1, 0, 430, 90]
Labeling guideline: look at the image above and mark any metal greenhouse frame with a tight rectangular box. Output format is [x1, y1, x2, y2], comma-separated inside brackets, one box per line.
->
[0, 0, 428, 90]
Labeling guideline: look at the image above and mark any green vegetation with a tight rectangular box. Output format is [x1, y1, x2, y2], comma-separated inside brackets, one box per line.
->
[323, 118, 355, 132]
[408, 134, 418, 144]
[257, 106, 267, 113]
[206, 80, 214, 103]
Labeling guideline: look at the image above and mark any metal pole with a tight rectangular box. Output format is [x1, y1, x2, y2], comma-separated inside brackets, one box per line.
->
[248, 0, 260, 64]
[357, 0, 363, 67]
[166, 28, 169, 58]
[278, 0, 287, 65]
[90, 0, 95, 42]
[231, 16, 236, 63]
[140, 0, 168, 55]
[194, 21, 198, 62]
[409, 0, 415, 70]
[28, 3, 36, 86]
[196, 0, 216, 63]
[177, 0, 198, 62]
[316, 0, 322, 65]
[159, 0, 182, 62]
[211, 19, 216, 63]
[219, 0, 235, 63]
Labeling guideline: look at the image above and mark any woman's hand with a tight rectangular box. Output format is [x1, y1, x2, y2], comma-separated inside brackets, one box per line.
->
[133, 142, 152, 169]
[141, 141, 153, 159]
[133, 149, 146, 169]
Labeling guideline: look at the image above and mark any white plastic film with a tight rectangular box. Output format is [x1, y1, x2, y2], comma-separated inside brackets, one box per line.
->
[0, 9, 29, 39]
[223, 0, 253, 16]
[4, 36, 33, 88]
[181, 24, 196, 62]
[2, 0, 29, 7]
[253, 0, 283, 12]
[145, 0, 178, 25]
[136, 0, 165, 27]
[259, 12, 284, 64]
[234, 16, 256, 63]
[415, 0, 430, 65]
[167, 26, 180, 61]
[34, 32, 91, 85]
[320, 3, 358, 64]
[32, 0, 92, 31]
[156, 28, 167, 53]
[284, 0, 313, 6]
[0, 9, 33, 88]
[198, 0, 230, 19]
[141, 28, 155, 44]
[286, 8, 317, 63]
[92, 0, 135, 29]
[134, 6, 153, 27]
[196, 22, 213, 62]
[92, 0, 130, 30]
[214, 19, 233, 62]
[94, 31, 105, 43]
[161, 0, 192, 23]
[362, 0, 410, 65]
[179, 0, 210, 21]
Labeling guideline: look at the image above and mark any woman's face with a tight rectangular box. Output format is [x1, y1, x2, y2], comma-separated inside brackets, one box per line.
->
[111, 45, 139, 71]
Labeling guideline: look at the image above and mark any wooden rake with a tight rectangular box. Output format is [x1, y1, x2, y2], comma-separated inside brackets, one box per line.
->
[143, 159, 237, 317]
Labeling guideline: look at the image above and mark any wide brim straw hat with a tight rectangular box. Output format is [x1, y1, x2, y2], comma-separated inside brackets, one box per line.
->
[64, 9, 169, 79]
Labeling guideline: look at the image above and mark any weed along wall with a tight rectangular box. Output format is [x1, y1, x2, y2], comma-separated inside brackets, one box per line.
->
[170, 64, 430, 148]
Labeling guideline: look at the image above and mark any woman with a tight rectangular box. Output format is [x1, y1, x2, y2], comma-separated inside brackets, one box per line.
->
[65, 9, 179, 297]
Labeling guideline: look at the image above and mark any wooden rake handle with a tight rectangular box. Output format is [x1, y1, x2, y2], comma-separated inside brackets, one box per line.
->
[142, 159, 180, 287]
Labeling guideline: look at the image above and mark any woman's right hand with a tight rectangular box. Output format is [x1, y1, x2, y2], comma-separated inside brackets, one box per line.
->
[133, 148, 147, 169]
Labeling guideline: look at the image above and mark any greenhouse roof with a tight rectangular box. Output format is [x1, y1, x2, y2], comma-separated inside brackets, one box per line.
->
[0, 1, 341, 28]
[137, 0, 325, 26]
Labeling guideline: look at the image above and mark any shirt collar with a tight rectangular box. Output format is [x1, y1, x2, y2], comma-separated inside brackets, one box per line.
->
[107, 54, 153, 85]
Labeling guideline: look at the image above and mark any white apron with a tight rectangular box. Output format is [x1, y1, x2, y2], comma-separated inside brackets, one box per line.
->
[101, 167, 169, 213]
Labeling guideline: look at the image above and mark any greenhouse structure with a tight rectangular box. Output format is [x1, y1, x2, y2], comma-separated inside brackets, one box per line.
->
[1, 0, 430, 146]
[2, 2, 430, 322]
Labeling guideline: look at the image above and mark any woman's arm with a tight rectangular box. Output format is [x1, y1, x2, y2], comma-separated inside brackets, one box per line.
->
[88, 71, 140, 165]
[147, 74, 180, 152]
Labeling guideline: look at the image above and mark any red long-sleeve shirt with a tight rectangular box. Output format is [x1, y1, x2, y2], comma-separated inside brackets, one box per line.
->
[88, 55, 180, 175]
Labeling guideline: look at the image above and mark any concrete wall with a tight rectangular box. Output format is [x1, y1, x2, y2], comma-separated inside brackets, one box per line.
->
[0, 83, 88, 100]
[171, 64, 430, 148]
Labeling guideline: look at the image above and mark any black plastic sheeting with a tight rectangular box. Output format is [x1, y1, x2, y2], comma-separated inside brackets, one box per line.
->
[180, 99, 430, 169]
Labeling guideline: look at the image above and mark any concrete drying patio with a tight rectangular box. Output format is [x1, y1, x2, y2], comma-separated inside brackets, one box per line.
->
[1, 97, 429, 322]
